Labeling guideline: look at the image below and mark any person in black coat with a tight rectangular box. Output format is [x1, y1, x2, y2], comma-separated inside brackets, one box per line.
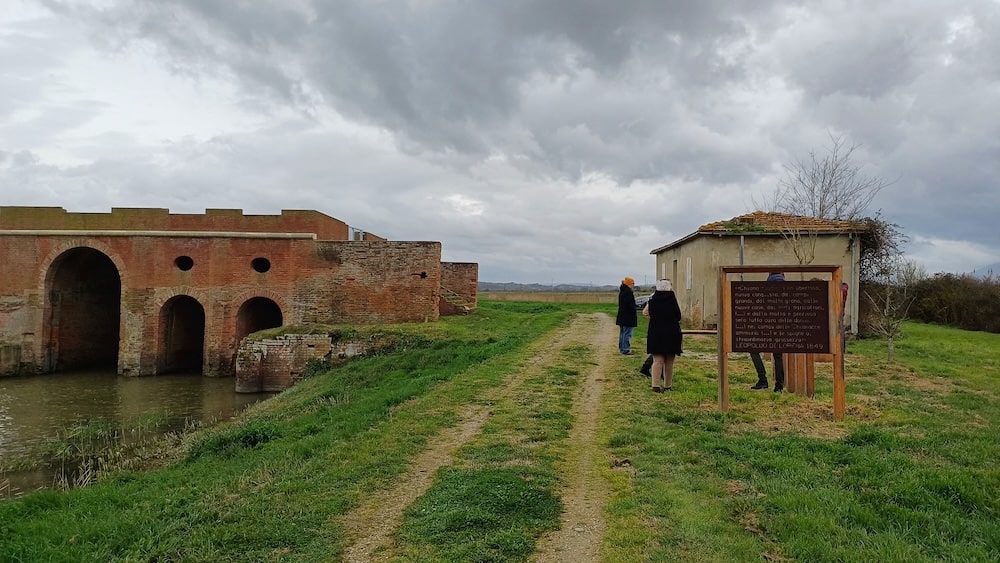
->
[616, 276, 638, 355]
[643, 278, 683, 392]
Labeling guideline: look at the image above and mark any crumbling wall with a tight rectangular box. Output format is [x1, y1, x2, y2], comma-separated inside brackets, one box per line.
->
[235, 333, 332, 392]
[235, 331, 376, 392]
[439, 262, 478, 315]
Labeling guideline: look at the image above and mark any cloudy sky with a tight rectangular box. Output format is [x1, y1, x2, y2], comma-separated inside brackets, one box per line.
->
[2, 1, 998, 285]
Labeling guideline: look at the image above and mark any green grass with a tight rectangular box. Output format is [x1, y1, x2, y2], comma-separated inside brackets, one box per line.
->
[1, 305, 997, 562]
[602, 318, 1000, 562]
[0, 301, 571, 562]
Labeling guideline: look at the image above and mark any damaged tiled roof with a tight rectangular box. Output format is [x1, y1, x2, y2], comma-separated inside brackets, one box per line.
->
[698, 211, 863, 233]
[650, 211, 867, 254]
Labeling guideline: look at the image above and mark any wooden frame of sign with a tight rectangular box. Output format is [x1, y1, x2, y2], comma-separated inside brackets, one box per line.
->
[717, 265, 846, 421]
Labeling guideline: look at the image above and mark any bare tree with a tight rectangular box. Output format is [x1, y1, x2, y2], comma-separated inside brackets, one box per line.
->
[776, 217, 817, 265]
[751, 133, 893, 267]
[774, 133, 893, 221]
[864, 258, 924, 361]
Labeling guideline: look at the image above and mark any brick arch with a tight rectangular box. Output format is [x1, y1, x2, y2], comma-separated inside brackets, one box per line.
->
[152, 287, 209, 310]
[38, 238, 129, 290]
[150, 288, 210, 373]
[224, 290, 289, 376]
[226, 288, 290, 347]
[38, 241, 125, 372]
[156, 293, 207, 374]
[228, 289, 290, 320]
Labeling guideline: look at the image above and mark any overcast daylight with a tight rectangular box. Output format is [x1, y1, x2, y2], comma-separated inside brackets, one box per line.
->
[1, 0, 998, 285]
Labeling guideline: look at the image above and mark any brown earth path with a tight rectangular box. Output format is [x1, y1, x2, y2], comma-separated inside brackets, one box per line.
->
[339, 312, 618, 562]
[530, 312, 615, 562]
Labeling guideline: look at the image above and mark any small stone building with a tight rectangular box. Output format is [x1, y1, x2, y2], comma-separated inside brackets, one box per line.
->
[649, 211, 867, 331]
[0, 206, 477, 378]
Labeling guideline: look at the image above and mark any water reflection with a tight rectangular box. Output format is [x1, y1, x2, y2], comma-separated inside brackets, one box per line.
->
[0, 369, 273, 494]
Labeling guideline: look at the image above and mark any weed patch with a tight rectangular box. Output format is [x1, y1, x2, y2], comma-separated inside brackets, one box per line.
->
[185, 420, 281, 460]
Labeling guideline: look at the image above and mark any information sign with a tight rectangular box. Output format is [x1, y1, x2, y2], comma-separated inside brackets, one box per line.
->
[731, 281, 830, 353]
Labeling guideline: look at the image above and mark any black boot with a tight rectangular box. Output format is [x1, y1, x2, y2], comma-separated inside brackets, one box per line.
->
[749, 352, 768, 389]
[639, 354, 653, 377]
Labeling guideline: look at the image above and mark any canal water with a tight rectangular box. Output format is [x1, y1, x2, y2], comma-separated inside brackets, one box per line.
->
[0, 370, 273, 496]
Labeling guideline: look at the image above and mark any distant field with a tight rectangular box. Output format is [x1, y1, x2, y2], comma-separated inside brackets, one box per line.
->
[479, 290, 618, 304]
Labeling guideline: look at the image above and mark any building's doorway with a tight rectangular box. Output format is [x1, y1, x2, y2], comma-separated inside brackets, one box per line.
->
[43, 247, 122, 372]
[235, 297, 283, 346]
[158, 295, 206, 374]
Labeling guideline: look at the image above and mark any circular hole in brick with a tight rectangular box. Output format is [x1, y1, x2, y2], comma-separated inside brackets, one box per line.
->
[175, 256, 194, 271]
[251, 257, 271, 273]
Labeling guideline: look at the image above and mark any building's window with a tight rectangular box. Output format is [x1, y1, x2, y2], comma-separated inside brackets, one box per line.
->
[175, 256, 194, 271]
[686, 257, 692, 290]
[251, 257, 271, 273]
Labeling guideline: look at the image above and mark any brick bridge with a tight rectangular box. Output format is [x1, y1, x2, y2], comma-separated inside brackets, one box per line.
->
[0, 206, 477, 379]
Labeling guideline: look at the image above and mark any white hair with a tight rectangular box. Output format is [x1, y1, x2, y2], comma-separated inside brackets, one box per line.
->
[656, 279, 672, 291]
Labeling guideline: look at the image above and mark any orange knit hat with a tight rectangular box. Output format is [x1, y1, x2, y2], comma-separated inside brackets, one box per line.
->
[623, 277, 635, 287]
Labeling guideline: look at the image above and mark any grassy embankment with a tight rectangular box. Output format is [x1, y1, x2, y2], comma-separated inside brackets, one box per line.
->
[1, 301, 998, 562]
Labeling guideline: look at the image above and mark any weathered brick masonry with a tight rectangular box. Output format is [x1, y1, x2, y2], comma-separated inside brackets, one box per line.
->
[439, 262, 479, 315]
[234, 332, 377, 393]
[0, 206, 477, 380]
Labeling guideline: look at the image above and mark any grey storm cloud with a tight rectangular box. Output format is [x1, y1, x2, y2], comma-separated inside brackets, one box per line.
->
[45, 0, 795, 183]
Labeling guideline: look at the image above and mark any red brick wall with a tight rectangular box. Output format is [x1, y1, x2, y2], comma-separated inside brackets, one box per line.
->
[440, 262, 479, 315]
[296, 241, 442, 324]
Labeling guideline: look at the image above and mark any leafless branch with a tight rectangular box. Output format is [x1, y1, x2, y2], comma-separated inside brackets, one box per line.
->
[774, 133, 894, 220]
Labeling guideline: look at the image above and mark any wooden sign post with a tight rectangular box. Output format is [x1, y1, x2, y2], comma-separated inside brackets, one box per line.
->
[717, 265, 846, 421]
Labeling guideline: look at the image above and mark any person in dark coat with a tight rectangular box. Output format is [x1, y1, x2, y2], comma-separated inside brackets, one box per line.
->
[616, 276, 638, 355]
[643, 278, 683, 392]
[750, 272, 785, 392]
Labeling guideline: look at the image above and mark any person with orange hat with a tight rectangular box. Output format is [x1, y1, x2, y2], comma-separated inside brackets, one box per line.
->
[616, 276, 638, 355]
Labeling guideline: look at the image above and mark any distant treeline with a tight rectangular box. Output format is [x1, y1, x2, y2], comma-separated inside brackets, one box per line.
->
[909, 273, 1000, 333]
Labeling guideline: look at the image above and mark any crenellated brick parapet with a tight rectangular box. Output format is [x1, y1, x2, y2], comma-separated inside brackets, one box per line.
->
[0, 206, 387, 242]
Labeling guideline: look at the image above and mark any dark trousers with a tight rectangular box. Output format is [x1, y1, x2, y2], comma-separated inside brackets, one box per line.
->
[750, 352, 784, 388]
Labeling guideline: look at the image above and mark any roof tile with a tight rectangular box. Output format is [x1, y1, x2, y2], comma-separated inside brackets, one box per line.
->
[698, 211, 863, 233]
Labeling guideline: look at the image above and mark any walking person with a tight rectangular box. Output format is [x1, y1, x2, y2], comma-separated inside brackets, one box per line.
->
[643, 279, 683, 392]
[750, 272, 785, 392]
[616, 276, 638, 355]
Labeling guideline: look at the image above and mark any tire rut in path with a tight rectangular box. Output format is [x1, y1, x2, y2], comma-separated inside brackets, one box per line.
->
[340, 313, 611, 562]
[340, 405, 490, 562]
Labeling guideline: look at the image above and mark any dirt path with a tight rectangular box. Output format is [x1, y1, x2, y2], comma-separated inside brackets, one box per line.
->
[339, 313, 617, 562]
[530, 313, 615, 562]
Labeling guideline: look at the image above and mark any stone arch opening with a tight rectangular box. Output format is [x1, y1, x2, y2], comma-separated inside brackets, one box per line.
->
[235, 297, 283, 345]
[43, 247, 122, 372]
[158, 295, 206, 374]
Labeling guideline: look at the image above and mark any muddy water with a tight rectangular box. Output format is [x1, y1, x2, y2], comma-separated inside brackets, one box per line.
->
[0, 370, 273, 495]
